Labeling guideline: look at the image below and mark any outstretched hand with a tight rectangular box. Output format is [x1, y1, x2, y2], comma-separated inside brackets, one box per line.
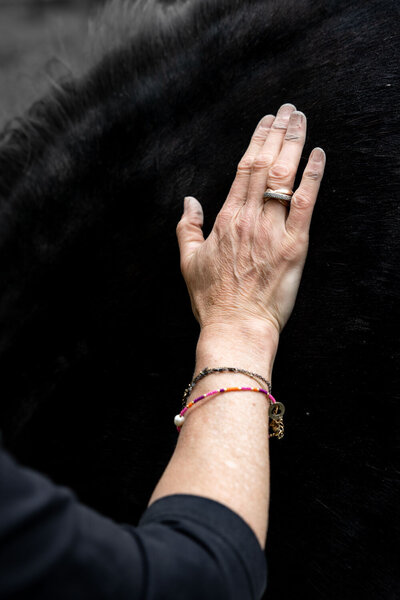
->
[176, 103, 326, 338]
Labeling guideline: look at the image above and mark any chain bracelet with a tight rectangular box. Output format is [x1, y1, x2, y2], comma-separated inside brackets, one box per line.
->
[182, 366, 272, 409]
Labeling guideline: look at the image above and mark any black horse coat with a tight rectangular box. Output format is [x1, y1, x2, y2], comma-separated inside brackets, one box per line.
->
[0, 0, 398, 598]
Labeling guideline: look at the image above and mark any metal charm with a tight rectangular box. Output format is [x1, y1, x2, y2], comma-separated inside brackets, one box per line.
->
[268, 401, 286, 421]
[269, 417, 285, 440]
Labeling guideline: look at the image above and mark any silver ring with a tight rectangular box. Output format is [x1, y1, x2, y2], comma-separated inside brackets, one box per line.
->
[263, 188, 293, 202]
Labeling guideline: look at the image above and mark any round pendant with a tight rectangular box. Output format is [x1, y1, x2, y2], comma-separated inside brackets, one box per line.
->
[269, 401, 285, 420]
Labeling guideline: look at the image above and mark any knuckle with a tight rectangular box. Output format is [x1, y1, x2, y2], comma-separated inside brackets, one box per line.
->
[303, 168, 322, 181]
[235, 215, 252, 236]
[237, 157, 254, 173]
[253, 153, 274, 170]
[215, 209, 231, 232]
[292, 192, 312, 208]
[268, 162, 291, 179]
[258, 123, 273, 136]
[297, 231, 309, 247]
[272, 119, 287, 130]
[252, 129, 269, 142]
[284, 132, 303, 142]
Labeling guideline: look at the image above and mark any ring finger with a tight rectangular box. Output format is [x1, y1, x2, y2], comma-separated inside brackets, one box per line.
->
[263, 110, 307, 218]
[243, 103, 297, 215]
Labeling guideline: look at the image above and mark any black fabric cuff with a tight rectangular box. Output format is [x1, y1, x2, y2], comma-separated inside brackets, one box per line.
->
[138, 493, 267, 599]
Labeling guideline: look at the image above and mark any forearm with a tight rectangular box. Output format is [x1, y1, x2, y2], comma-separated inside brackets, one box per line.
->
[148, 322, 279, 550]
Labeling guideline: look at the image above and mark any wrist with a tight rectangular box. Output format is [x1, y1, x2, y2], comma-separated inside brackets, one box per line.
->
[195, 321, 279, 382]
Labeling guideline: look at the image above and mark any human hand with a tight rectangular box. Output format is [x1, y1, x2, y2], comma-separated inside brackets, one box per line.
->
[176, 103, 326, 339]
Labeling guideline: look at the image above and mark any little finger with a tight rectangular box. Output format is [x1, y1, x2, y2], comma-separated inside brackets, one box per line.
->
[285, 147, 326, 239]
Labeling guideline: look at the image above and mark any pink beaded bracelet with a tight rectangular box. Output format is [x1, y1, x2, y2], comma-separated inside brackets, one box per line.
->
[174, 386, 284, 439]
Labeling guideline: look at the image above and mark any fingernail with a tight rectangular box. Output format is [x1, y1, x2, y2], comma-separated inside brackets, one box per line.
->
[290, 111, 305, 124]
[279, 103, 296, 113]
[258, 114, 273, 128]
[311, 147, 325, 162]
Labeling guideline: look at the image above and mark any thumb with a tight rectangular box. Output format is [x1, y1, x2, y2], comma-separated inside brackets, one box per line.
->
[176, 196, 205, 267]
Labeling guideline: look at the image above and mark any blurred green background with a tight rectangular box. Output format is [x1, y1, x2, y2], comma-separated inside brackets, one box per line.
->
[0, 0, 106, 130]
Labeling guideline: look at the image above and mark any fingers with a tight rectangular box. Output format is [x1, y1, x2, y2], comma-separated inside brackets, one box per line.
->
[222, 114, 275, 215]
[285, 147, 326, 239]
[261, 110, 307, 224]
[218, 104, 323, 242]
[260, 103, 297, 170]
[244, 104, 297, 213]
[267, 111, 307, 196]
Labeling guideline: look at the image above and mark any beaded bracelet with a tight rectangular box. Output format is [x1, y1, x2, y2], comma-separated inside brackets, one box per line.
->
[174, 386, 285, 439]
[181, 367, 272, 410]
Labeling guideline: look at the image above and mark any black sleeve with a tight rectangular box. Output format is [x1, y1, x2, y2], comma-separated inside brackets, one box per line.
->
[0, 447, 267, 599]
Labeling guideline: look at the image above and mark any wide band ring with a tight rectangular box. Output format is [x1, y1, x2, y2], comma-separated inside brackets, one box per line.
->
[263, 188, 294, 205]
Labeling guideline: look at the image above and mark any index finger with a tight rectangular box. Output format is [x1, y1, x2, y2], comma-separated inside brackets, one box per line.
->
[223, 115, 275, 214]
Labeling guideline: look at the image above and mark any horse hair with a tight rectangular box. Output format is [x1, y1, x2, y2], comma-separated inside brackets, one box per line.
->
[0, 1, 398, 597]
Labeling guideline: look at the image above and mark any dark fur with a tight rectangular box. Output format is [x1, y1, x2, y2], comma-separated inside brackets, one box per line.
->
[0, 0, 399, 597]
